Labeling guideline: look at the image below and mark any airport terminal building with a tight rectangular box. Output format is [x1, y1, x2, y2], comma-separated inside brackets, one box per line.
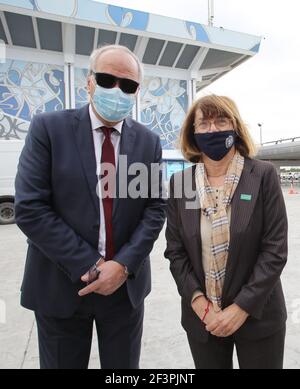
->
[0, 0, 261, 179]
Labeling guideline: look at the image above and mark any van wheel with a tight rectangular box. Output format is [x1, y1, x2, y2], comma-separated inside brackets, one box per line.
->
[0, 201, 15, 225]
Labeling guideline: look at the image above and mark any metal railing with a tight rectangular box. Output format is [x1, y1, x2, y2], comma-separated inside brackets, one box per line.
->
[261, 137, 300, 146]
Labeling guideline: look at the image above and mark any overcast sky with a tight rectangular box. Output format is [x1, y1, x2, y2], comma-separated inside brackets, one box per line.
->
[99, 0, 300, 143]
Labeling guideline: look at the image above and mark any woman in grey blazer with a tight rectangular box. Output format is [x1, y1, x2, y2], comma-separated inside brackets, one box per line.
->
[164, 94, 288, 369]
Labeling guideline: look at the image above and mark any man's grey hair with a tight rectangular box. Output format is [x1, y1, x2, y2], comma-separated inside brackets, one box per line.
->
[88, 44, 144, 83]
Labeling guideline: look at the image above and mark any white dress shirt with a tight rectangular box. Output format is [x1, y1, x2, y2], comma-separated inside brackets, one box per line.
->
[89, 104, 123, 257]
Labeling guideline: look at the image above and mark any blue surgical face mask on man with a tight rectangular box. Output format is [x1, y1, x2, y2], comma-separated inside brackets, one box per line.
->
[194, 130, 236, 161]
[91, 84, 136, 123]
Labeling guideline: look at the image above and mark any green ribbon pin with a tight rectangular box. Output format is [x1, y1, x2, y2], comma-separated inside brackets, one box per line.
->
[240, 194, 252, 201]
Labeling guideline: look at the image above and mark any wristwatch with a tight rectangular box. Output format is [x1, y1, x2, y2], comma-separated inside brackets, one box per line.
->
[87, 258, 103, 284]
[124, 266, 129, 276]
[124, 265, 133, 279]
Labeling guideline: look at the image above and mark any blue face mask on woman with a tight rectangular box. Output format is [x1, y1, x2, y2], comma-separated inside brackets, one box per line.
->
[92, 84, 136, 122]
[194, 130, 236, 161]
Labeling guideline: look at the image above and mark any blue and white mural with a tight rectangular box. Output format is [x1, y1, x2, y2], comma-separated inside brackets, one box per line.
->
[0, 63, 187, 148]
[28, 0, 78, 16]
[141, 77, 188, 150]
[0, 59, 64, 139]
[106, 5, 149, 30]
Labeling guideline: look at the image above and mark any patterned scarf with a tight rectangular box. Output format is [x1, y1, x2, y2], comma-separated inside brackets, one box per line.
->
[195, 151, 244, 311]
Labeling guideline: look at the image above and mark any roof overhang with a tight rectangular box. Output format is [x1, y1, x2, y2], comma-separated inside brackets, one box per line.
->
[0, 0, 262, 86]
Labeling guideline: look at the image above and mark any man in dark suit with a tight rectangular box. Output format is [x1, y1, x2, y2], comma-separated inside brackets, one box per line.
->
[15, 45, 166, 369]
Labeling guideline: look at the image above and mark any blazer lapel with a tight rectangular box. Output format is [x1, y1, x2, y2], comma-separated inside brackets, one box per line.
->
[181, 166, 206, 290]
[222, 158, 261, 300]
[112, 116, 137, 219]
[73, 105, 99, 214]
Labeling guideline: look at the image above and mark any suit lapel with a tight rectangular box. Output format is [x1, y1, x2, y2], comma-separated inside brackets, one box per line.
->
[112, 116, 137, 219]
[187, 205, 206, 290]
[181, 166, 206, 290]
[73, 105, 99, 214]
[222, 158, 261, 300]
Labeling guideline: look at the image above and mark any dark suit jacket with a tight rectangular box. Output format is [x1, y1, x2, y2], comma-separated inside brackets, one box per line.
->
[15, 104, 166, 318]
[164, 158, 287, 341]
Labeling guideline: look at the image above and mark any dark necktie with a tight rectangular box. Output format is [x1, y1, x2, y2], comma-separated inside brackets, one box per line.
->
[100, 126, 115, 261]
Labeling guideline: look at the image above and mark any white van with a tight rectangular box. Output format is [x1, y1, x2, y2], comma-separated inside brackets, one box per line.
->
[0, 140, 24, 224]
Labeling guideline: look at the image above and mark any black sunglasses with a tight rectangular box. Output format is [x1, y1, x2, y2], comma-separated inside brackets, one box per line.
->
[92, 72, 139, 94]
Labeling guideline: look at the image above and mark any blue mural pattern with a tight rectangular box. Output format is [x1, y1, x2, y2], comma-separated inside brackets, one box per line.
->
[141, 77, 188, 150]
[185, 22, 209, 42]
[31, 0, 78, 16]
[0, 59, 64, 139]
[107, 5, 149, 30]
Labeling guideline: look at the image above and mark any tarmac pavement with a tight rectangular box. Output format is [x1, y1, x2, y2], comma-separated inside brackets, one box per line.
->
[0, 187, 299, 369]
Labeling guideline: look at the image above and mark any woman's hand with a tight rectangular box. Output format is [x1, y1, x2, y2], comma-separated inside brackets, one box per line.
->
[206, 303, 249, 337]
[191, 296, 222, 326]
[192, 298, 248, 337]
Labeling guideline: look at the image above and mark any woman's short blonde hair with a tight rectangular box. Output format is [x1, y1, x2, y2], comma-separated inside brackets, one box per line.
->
[180, 94, 257, 162]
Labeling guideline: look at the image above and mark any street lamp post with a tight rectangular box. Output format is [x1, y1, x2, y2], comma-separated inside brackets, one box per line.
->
[208, 0, 214, 26]
[257, 123, 263, 145]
